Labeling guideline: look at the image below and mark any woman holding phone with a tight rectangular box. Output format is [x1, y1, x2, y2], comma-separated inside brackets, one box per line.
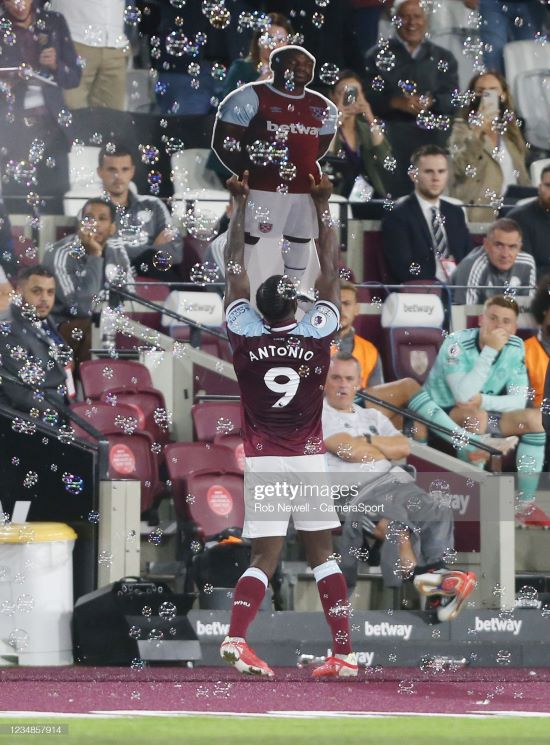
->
[325, 70, 393, 200]
[449, 71, 530, 223]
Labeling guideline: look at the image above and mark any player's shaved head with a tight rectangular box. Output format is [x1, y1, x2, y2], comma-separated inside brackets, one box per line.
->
[256, 274, 298, 324]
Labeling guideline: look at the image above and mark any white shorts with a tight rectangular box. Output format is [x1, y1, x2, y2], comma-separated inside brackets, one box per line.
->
[243, 453, 341, 539]
[245, 189, 318, 240]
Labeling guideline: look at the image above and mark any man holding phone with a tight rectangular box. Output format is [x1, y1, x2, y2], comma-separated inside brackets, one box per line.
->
[0, 0, 81, 212]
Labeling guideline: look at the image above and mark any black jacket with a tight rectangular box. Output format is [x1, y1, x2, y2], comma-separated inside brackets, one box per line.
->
[364, 38, 459, 122]
[381, 193, 472, 284]
[0, 306, 70, 415]
[0, 8, 80, 129]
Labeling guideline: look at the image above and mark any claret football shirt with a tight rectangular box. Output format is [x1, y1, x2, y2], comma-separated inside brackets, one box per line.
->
[226, 299, 340, 457]
[217, 81, 338, 193]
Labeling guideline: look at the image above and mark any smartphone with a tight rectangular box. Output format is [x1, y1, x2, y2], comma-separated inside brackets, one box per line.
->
[478, 89, 500, 117]
[343, 85, 358, 107]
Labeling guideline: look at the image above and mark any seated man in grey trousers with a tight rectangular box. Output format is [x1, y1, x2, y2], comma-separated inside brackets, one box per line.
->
[323, 352, 477, 622]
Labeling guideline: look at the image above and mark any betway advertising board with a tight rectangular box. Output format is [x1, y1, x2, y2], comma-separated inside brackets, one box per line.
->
[188, 610, 550, 667]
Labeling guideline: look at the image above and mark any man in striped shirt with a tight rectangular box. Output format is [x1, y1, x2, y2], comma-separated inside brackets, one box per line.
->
[450, 218, 536, 306]
[43, 198, 131, 371]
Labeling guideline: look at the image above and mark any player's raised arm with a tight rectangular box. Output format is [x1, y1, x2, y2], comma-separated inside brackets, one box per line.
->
[224, 171, 251, 309]
[309, 173, 340, 309]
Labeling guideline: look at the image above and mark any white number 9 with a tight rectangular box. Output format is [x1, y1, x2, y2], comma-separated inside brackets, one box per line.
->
[264, 367, 300, 408]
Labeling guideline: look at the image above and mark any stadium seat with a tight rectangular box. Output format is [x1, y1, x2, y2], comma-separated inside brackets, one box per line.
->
[99, 390, 170, 445]
[504, 40, 550, 101]
[213, 433, 245, 472]
[125, 279, 171, 331]
[165, 442, 240, 520]
[70, 420, 162, 514]
[191, 401, 241, 442]
[185, 468, 245, 537]
[125, 69, 156, 113]
[383, 327, 444, 383]
[80, 359, 156, 400]
[429, 30, 478, 90]
[70, 401, 146, 433]
[171, 149, 228, 196]
[79, 359, 169, 443]
[504, 41, 550, 151]
[63, 145, 102, 216]
[381, 291, 445, 383]
[530, 158, 550, 185]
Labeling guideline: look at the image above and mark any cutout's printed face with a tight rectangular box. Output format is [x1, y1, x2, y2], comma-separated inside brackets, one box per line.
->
[272, 49, 314, 86]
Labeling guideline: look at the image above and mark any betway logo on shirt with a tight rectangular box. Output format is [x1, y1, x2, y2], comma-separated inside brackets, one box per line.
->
[267, 120, 319, 136]
[474, 617, 523, 635]
[364, 621, 412, 641]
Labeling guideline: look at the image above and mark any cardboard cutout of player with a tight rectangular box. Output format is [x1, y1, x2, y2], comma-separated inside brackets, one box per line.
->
[212, 46, 338, 291]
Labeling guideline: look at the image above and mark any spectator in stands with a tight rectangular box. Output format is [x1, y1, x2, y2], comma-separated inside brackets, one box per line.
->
[364, 0, 459, 196]
[0, 201, 16, 280]
[96, 142, 183, 280]
[508, 166, 550, 277]
[323, 353, 477, 620]
[269, 0, 365, 88]
[140, 0, 233, 116]
[324, 70, 393, 200]
[351, 0, 392, 58]
[450, 218, 535, 305]
[479, 0, 544, 75]
[381, 145, 472, 284]
[408, 295, 550, 526]
[449, 71, 530, 223]
[0, 0, 81, 213]
[0, 265, 12, 321]
[206, 12, 293, 184]
[42, 198, 130, 372]
[335, 279, 427, 434]
[335, 280, 383, 388]
[222, 12, 293, 93]
[524, 276, 550, 411]
[49, 1, 128, 110]
[0, 265, 74, 415]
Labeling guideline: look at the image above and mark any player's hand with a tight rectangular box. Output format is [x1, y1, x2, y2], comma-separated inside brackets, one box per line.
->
[456, 393, 482, 409]
[308, 173, 333, 201]
[79, 228, 103, 257]
[153, 227, 177, 246]
[483, 327, 508, 352]
[226, 171, 250, 203]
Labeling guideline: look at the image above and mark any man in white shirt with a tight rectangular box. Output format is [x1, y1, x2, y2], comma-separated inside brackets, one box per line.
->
[322, 352, 477, 622]
[50, 0, 129, 110]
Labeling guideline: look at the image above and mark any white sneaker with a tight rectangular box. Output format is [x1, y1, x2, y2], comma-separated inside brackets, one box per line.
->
[479, 434, 518, 456]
